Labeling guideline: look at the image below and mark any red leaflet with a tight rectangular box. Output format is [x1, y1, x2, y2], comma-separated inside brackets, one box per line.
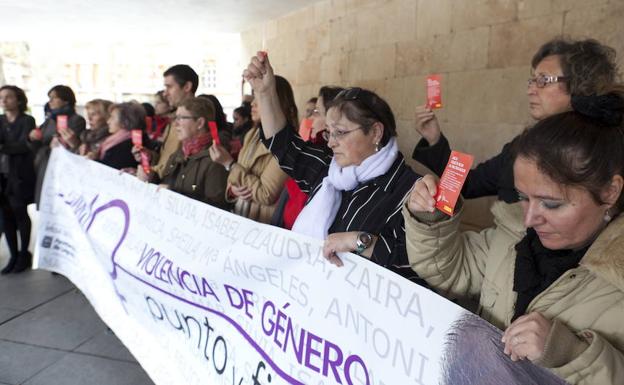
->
[426, 75, 443, 109]
[209, 121, 220, 146]
[435, 151, 474, 216]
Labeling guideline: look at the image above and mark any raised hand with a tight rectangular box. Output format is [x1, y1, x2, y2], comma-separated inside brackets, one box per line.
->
[415, 105, 442, 146]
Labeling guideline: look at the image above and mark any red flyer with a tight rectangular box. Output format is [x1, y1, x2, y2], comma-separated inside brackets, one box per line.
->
[435, 151, 474, 216]
[131, 129, 143, 148]
[426, 75, 443, 109]
[209, 121, 220, 146]
[140, 151, 151, 174]
[56, 115, 68, 132]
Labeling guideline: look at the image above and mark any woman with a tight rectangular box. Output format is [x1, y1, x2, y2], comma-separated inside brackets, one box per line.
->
[209, 76, 294, 224]
[160, 97, 229, 209]
[0, 86, 36, 274]
[412, 38, 620, 203]
[404, 94, 624, 384]
[30, 85, 86, 205]
[97, 102, 142, 171]
[242, 53, 425, 285]
[151, 90, 171, 142]
[79, 99, 112, 159]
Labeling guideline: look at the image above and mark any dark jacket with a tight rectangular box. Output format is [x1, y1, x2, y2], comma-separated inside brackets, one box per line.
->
[161, 147, 230, 210]
[0, 114, 36, 206]
[412, 134, 517, 203]
[98, 139, 138, 170]
[32, 111, 86, 205]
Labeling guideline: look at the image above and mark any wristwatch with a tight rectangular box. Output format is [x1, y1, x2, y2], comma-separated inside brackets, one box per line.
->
[225, 161, 235, 172]
[355, 232, 373, 254]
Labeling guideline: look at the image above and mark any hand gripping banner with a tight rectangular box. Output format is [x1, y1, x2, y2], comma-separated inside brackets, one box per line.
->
[35, 148, 567, 385]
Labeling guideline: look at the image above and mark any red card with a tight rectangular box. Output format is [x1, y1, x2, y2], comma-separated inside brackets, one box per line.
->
[435, 151, 474, 216]
[426, 75, 443, 109]
[298, 118, 313, 141]
[56, 115, 68, 132]
[131, 129, 143, 148]
[140, 151, 151, 174]
[209, 121, 220, 146]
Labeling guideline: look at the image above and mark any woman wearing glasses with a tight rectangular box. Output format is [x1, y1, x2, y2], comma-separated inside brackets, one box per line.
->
[412, 38, 620, 203]
[404, 94, 624, 384]
[209, 76, 295, 224]
[159, 97, 229, 209]
[243, 54, 426, 286]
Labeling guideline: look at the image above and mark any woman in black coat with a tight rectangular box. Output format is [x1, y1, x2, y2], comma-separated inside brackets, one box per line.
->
[0, 85, 36, 273]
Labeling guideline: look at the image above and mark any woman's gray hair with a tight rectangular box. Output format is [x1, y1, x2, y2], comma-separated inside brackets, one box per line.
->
[111, 102, 146, 131]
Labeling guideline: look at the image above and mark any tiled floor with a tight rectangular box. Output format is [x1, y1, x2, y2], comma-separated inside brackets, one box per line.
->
[0, 269, 154, 385]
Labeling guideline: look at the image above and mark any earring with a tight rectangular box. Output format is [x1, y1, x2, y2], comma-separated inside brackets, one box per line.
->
[375, 142, 379, 152]
[604, 209, 612, 222]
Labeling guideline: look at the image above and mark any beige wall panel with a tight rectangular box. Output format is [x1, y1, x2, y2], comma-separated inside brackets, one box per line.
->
[451, 0, 517, 31]
[489, 15, 563, 68]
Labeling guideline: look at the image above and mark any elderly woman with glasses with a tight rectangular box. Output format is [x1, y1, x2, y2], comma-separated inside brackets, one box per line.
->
[242, 53, 426, 286]
[411, 37, 620, 204]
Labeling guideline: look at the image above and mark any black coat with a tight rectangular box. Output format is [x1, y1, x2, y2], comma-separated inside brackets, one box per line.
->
[0, 114, 37, 206]
[412, 134, 517, 203]
[98, 138, 138, 170]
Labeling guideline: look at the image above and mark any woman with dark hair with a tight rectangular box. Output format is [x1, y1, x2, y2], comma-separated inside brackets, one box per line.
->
[412, 37, 621, 203]
[198, 94, 232, 146]
[160, 97, 229, 209]
[405, 93, 624, 384]
[209, 76, 294, 224]
[232, 104, 253, 144]
[242, 53, 425, 285]
[30, 85, 86, 205]
[0, 85, 36, 273]
[97, 102, 143, 170]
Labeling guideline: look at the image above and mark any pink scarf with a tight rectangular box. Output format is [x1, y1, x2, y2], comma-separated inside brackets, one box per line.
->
[182, 132, 212, 158]
[98, 129, 131, 160]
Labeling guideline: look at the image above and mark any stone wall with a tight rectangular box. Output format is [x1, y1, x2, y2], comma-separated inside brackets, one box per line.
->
[240, 0, 624, 228]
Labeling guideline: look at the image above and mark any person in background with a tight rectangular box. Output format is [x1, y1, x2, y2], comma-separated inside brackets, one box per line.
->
[0, 85, 36, 273]
[29, 84, 86, 205]
[139, 65, 198, 181]
[405, 95, 624, 384]
[230, 103, 253, 159]
[151, 90, 171, 142]
[209, 75, 295, 224]
[97, 102, 143, 171]
[198, 94, 232, 149]
[159, 97, 229, 209]
[298, 96, 317, 141]
[79, 99, 112, 159]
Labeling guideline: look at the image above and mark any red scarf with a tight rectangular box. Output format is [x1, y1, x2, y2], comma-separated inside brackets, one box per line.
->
[182, 132, 212, 158]
[98, 129, 131, 160]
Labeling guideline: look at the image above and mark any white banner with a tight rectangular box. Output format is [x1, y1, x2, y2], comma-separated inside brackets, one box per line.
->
[35, 148, 567, 385]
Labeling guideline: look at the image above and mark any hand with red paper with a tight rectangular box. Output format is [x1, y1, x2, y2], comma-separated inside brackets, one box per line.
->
[407, 174, 439, 214]
[209, 143, 233, 169]
[414, 104, 441, 146]
[29, 127, 43, 141]
[57, 126, 80, 149]
[243, 51, 275, 95]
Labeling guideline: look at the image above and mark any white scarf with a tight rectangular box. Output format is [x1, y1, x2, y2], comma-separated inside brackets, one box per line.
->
[292, 137, 398, 239]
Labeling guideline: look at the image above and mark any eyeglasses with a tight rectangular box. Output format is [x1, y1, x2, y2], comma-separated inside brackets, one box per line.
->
[527, 74, 568, 88]
[321, 127, 363, 142]
[173, 115, 198, 122]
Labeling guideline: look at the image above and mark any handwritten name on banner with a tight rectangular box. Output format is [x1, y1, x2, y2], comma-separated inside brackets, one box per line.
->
[35, 148, 567, 385]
